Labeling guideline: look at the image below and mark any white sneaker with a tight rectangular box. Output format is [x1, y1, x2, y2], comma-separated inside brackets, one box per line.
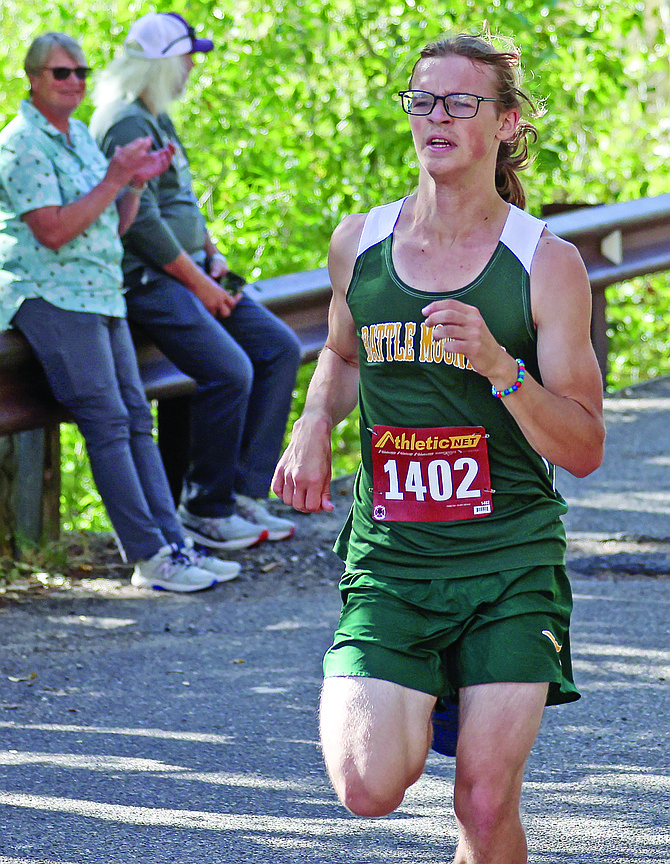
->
[178, 504, 268, 550]
[131, 545, 217, 593]
[182, 538, 241, 583]
[235, 494, 296, 541]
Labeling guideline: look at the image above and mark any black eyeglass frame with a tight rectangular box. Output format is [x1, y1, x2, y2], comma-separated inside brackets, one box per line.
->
[42, 66, 91, 81]
[398, 90, 499, 118]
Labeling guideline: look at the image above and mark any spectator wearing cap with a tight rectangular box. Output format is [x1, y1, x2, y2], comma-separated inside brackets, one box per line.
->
[90, 12, 301, 552]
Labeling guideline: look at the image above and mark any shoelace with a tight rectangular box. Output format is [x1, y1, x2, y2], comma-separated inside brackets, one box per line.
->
[169, 544, 196, 567]
[174, 541, 211, 566]
[192, 542, 210, 557]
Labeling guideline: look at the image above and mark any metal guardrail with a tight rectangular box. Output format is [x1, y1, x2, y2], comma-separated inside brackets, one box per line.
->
[0, 268, 332, 549]
[545, 193, 670, 378]
[2, 194, 668, 438]
[0, 268, 332, 438]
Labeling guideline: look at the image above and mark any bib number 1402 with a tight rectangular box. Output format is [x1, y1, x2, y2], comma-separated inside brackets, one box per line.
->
[383, 456, 480, 502]
[371, 425, 493, 522]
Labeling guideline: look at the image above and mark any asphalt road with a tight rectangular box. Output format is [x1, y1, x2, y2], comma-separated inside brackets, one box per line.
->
[1, 379, 669, 863]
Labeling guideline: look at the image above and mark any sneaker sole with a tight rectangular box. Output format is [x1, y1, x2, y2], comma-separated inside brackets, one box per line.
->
[131, 573, 217, 593]
[266, 526, 296, 541]
[212, 572, 240, 583]
[181, 525, 268, 550]
[206, 564, 241, 583]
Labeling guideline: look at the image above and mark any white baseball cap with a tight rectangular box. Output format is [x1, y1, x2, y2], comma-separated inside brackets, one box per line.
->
[124, 12, 214, 59]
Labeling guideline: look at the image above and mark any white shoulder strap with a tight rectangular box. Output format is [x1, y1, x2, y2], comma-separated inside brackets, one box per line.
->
[356, 198, 406, 258]
[499, 205, 546, 275]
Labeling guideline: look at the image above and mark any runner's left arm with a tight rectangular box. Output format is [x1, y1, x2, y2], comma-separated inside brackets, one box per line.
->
[422, 232, 605, 478]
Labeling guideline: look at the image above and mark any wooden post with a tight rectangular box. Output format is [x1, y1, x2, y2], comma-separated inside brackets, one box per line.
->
[0, 434, 18, 557]
[1, 427, 61, 554]
[40, 424, 61, 542]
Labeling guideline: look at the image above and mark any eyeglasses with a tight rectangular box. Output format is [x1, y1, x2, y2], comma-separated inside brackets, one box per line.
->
[398, 90, 498, 118]
[43, 66, 91, 81]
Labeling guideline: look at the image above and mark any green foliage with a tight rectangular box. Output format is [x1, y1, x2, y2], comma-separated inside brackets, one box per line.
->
[2, 0, 668, 276]
[2, 0, 669, 530]
[59, 424, 109, 531]
[607, 273, 670, 389]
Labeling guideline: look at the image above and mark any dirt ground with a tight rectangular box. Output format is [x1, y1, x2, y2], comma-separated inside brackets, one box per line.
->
[0, 477, 356, 606]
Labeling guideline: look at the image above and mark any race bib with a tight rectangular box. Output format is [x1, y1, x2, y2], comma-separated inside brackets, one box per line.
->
[371, 425, 493, 522]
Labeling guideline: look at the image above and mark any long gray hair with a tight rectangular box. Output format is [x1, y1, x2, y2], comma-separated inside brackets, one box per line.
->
[91, 52, 186, 115]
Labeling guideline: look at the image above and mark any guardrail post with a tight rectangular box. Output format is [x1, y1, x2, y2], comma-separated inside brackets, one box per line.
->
[0, 427, 60, 556]
[0, 434, 17, 557]
[590, 290, 609, 384]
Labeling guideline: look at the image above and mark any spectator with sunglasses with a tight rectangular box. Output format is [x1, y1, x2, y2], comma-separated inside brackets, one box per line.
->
[0, 32, 241, 592]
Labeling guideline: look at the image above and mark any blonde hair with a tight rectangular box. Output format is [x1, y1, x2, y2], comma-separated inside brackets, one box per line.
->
[411, 33, 540, 209]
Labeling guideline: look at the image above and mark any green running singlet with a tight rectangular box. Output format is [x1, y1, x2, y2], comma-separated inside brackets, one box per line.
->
[334, 198, 568, 580]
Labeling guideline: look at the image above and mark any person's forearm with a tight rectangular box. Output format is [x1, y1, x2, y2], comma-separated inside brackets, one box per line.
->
[299, 344, 360, 431]
[272, 344, 359, 513]
[116, 184, 145, 236]
[25, 178, 125, 251]
[495, 361, 605, 478]
[162, 251, 237, 319]
[163, 250, 214, 293]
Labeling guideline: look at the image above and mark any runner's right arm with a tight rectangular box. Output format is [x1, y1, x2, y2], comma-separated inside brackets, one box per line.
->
[272, 213, 365, 513]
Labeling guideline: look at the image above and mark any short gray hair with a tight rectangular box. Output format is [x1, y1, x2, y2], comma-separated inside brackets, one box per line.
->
[24, 32, 86, 76]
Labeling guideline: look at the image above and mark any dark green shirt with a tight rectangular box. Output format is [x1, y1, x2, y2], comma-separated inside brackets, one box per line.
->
[334, 198, 568, 579]
[90, 98, 207, 276]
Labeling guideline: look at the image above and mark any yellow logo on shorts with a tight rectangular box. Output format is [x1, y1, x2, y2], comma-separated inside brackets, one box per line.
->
[542, 630, 563, 653]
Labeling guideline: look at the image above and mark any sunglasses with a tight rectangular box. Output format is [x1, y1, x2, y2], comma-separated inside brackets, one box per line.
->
[43, 66, 91, 81]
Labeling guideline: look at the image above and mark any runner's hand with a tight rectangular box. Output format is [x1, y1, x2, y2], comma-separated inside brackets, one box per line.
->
[272, 416, 334, 513]
[422, 298, 513, 381]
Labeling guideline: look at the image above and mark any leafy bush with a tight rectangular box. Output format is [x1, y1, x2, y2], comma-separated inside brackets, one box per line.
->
[607, 274, 670, 388]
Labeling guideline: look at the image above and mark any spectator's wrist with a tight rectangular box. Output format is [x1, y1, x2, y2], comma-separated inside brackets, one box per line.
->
[128, 180, 147, 196]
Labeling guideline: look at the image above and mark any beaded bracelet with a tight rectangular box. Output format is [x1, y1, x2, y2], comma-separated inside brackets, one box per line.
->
[491, 358, 525, 398]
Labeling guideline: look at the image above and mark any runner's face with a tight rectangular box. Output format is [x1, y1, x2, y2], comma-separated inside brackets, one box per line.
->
[408, 55, 518, 180]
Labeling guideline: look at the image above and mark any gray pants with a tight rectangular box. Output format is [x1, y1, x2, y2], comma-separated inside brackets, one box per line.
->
[14, 299, 183, 562]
